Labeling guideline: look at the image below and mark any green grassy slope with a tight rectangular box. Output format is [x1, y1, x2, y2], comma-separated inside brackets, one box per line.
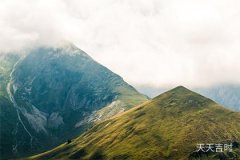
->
[28, 86, 240, 160]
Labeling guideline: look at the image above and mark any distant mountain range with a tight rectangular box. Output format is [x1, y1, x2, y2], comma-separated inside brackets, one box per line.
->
[195, 85, 240, 112]
[0, 44, 147, 159]
[137, 85, 240, 111]
[28, 86, 240, 160]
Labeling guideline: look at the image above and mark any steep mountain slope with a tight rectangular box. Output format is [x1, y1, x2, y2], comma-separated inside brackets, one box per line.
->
[0, 54, 20, 97]
[29, 86, 240, 160]
[0, 44, 147, 159]
[0, 54, 23, 158]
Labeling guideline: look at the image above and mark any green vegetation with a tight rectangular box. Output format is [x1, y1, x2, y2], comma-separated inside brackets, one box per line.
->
[28, 86, 240, 160]
[0, 54, 20, 159]
[0, 96, 18, 159]
[115, 85, 148, 109]
[0, 46, 147, 159]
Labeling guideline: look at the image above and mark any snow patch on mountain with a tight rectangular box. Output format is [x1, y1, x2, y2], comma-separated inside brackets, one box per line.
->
[75, 100, 126, 128]
[47, 112, 64, 129]
[21, 105, 48, 134]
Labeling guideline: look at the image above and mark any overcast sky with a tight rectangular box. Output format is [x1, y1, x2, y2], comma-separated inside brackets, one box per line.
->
[1, 0, 240, 88]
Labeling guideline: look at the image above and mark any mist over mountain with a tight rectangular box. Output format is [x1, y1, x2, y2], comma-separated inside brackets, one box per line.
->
[1, 0, 240, 88]
[0, 43, 147, 159]
[1, 1, 240, 160]
[1, 44, 239, 160]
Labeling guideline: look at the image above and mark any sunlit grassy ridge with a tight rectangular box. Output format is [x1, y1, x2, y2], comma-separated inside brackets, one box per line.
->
[28, 86, 240, 160]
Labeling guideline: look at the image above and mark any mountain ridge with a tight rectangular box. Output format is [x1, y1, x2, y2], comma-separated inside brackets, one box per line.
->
[28, 86, 240, 160]
[136, 84, 240, 111]
[0, 44, 147, 159]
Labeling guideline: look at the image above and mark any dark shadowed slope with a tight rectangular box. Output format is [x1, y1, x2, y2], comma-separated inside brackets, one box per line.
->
[0, 44, 147, 159]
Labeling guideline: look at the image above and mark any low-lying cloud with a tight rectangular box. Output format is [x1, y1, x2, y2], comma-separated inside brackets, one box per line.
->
[0, 0, 240, 87]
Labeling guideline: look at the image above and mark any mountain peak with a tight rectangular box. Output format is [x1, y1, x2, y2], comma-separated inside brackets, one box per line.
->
[152, 85, 215, 109]
[171, 85, 190, 91]
[31, 85, 240, 160]
[0, 43, 147, 159]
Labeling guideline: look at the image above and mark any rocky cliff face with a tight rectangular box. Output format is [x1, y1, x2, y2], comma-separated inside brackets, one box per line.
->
[0, 44, 147, 159]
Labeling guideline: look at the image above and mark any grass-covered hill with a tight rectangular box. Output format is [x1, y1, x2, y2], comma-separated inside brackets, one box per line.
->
[28, 86, 240, 160]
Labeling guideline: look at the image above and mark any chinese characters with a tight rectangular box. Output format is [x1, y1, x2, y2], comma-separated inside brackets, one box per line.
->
[196, 143, 232, 153]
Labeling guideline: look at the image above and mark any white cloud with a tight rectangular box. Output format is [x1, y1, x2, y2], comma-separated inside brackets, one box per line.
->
[0, 0, 240, 87]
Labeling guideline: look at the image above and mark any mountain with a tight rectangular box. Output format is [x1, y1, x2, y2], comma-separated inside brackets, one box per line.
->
[136, 85, 240, 111]
[0, 44, 147, 159]
[28, 86, 240, 160]
[195, 85, 240, 112]
[0, 54, 24, 158]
